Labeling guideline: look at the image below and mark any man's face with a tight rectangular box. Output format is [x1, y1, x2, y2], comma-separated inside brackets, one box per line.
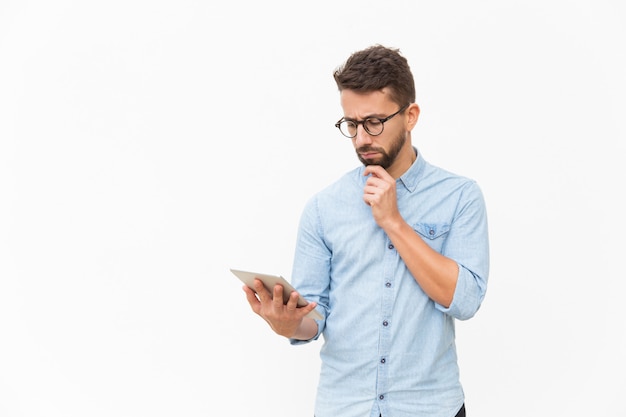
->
[339, 89, 409, 170]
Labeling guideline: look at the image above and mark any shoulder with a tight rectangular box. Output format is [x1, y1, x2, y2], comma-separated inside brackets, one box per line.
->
[422, 158, 480, 190]
[417, 159, 486, 212]
[311, 166, 362, 199]
[299, 167, 363, 216]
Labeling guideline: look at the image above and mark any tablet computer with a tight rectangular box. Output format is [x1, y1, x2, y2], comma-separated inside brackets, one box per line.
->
[231, 268, 323, 320]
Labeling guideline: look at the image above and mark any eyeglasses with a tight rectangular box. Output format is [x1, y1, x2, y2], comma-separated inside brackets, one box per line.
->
[334, 103, 409, 138]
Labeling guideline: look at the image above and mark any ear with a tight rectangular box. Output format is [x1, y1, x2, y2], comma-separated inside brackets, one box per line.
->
[407, 103, 420, 130]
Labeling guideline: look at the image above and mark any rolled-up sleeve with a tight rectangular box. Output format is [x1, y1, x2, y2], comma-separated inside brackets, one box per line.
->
[289, 195, 330, 345]
[436, 181, 489, 320]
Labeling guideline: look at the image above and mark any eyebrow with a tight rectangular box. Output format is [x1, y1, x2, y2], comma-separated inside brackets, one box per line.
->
[343, 113, 386, 121]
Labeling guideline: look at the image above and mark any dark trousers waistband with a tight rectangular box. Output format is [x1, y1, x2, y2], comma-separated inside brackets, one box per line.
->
[376, 403, 465, 417]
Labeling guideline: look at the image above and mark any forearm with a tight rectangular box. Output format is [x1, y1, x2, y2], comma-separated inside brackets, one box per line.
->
[384, 219, 458, 307]
[290, 317, 319, 340]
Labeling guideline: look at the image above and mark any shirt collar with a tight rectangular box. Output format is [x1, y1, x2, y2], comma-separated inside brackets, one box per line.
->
[397, 147, 424, 193]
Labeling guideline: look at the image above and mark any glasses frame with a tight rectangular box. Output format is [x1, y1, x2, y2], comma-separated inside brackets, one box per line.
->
[334, 103, 410, 138]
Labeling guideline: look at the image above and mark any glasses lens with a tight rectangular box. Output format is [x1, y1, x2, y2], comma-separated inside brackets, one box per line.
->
[364, 118, 384, 135]
[339, 120, 357, 138]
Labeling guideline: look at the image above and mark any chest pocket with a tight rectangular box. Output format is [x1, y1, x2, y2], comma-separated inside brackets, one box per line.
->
[413, 223, 450, 251]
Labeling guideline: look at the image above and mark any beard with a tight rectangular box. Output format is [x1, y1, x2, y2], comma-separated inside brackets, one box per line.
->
[355, 131, 407, 169]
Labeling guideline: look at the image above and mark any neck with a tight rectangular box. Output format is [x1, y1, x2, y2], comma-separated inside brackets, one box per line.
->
[388, 144, 416, 179]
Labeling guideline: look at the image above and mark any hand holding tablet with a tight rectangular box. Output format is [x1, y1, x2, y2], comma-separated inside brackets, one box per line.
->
[231, 268, 323, 320]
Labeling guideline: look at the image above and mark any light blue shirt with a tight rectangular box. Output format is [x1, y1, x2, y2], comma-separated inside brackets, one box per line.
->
[290, 149, 489, 417]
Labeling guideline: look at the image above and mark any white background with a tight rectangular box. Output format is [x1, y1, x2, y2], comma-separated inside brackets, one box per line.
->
[1, 1, 624, 416]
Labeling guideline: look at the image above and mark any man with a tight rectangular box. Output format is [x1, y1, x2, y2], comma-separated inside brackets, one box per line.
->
[243, 44, 489, 417]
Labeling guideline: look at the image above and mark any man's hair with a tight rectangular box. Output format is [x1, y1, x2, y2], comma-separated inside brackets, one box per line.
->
[333, 44, 416, 107]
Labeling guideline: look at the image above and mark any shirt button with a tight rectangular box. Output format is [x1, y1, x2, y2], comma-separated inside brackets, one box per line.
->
[388, 244, 394, 249]
[429, 229, 435, 236]
[380, 358, 386, 364]
[382, 320, 388, 327]
[385, 282, 391, 288]
[379, 395, 385, 400]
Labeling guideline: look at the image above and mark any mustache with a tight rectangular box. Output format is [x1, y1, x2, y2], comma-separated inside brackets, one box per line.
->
[356, 146, 385, 153]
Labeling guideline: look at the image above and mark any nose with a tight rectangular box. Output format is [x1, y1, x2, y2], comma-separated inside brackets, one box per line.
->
[353, 124, 373, 146]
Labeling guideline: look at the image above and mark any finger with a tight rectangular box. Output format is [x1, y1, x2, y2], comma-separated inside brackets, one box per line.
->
[363, 183, 381, 200]
[363, 165, 380, 177]
[364, 174, 383, 190]
[366, 174, 392, 190]
[363, 194, 377, 207]
[363, 184, 381, 196]
[272, 284, 285, 309]
[242, 285, 262, 314]
[363, 165, 389, 179]
[285, 291, 300, 313]
[252, 278, 270, 301]
[242, 284, 257, 299]
[302, 301, 318, 316]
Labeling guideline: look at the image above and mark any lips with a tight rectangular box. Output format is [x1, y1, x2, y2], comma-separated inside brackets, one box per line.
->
[359, 152, 379, 159]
